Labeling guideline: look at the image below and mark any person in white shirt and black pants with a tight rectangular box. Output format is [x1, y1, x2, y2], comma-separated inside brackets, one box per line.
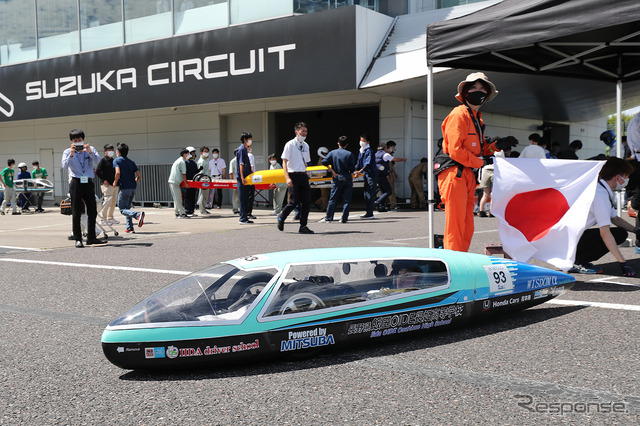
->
[277, 122, 314, 234]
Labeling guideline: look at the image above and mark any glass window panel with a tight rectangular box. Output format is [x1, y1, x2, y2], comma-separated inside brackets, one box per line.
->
[264, 259, 450, 317]
[174, 0, 229, 35]
[37, 0, 80, 59]
[0, 0, 37, 65]
[124, 0, 172, 44]
[80, 0, 123, 51]
[230, 0, 291, 25]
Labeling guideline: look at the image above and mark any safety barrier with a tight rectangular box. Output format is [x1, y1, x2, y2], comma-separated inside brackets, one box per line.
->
[60, 164, 174, 205]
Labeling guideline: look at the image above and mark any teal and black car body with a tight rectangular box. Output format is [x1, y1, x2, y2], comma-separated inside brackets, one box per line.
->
[102, 247, 574, 370]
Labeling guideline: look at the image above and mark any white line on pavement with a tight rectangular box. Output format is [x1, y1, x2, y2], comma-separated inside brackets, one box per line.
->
[0, 246, 47, 252]
[588, 276, 640, 287]
[0, 258, 191, 275]
[547, 298, 640, 311]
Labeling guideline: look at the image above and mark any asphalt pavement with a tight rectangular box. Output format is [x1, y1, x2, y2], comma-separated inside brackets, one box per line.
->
[1, 202, 639, 424]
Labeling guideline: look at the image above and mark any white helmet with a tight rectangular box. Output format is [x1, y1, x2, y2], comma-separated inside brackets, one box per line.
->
[18, 162, 27, 168]
[317, 147, 328, 158]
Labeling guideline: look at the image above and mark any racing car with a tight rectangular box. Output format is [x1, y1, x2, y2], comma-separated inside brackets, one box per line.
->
[102, 247, 574, 370]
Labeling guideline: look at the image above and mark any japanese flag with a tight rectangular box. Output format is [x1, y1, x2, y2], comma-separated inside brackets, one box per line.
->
[492, 158, 605, 271]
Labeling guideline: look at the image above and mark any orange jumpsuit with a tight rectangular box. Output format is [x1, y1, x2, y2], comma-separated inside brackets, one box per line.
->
[438, 104, 495, 252]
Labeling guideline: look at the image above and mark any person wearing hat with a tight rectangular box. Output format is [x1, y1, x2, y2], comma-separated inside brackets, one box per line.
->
[16, 162, 32, 211]
[438, 72, 499, 252]
[31, 161, 48, 212]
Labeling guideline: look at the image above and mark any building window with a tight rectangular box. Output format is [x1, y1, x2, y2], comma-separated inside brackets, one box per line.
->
[124, 0, 172, 44]
[174, 0, 229, 35]
[80, 0, 124, 51]
[294, 1, 406, 16]
[37, 0, 80, 59]
[0, 0, 37, 65]
[437, 0, 487, 8]
[230, 0, 292, 25]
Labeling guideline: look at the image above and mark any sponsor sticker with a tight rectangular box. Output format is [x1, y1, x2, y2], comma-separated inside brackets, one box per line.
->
[145, 347, 166, 359]
[252, 175, 263, 183]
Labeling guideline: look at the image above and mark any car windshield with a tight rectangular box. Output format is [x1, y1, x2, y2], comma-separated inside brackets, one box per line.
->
[109, 263, 277, 326]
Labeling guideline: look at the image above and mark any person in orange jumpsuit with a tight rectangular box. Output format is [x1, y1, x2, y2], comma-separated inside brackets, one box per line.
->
[438, 72, 499, 252]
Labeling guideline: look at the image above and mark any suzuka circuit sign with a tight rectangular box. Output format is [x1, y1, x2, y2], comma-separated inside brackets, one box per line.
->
[0, 8, 356, 121]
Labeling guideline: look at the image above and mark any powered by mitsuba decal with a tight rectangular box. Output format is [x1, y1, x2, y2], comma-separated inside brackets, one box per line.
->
[280, 327, 335, 352]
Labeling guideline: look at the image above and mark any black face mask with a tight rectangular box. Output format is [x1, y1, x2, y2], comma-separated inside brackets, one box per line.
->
[466, 91, 487, 106]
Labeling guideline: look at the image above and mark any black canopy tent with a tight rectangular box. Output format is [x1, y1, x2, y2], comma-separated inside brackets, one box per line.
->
[424, 0, 640, 247]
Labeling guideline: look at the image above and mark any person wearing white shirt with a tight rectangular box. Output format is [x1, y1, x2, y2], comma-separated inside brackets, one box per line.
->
[520, 133, 546, 159]
[277, 121, 314, 234]
[61, 128, 105, 247]
[572, 157, 637, 275]
[197, 146, 211, 215]
[208, 148, 226, 209]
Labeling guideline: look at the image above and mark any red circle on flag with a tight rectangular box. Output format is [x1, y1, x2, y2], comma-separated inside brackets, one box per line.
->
[504, 188, 570, 242]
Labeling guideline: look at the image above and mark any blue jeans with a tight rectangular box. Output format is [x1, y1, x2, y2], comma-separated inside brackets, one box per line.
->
[363, 174, 377, 216]
[118, 188, 139, 230]
[238, 179, 250, 222]
[325, 177, 352, 221]
[375, 174, 392, 206]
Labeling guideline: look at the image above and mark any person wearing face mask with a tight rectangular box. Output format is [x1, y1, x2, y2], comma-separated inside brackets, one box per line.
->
[168, 149, 191, 219]
[570, 157, 637, 276]
[208, 148, 226, 209]
[318, 136, 355, 223]
[277, 122, 314, 234]
[95, 144, 119, 225]
[268, 153, 287, 216]
[184, 147, 199, 216]
[437, 72, 499, 252]
[356, 133, 377, 219]
[197, 146, 211, 215]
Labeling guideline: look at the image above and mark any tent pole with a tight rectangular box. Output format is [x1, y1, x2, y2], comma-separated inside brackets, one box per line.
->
[427, 65, 434, 248]
[616, 79, 623, 216]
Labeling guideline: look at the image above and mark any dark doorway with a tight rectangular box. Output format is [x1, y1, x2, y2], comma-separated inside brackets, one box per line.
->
[274, 106, 379, 211]
[540, 121, 570, 151]
[274, 106, 379, 164]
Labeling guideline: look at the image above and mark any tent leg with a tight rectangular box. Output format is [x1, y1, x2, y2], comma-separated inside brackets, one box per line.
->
[427, 66, 434, 248]
[616, 79, 623, 216]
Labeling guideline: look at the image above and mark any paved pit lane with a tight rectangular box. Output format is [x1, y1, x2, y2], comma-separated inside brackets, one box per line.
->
[1, 208, 639, 424]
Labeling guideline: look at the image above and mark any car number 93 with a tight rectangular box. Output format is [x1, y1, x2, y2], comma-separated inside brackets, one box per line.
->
[483, 264, 514, 293]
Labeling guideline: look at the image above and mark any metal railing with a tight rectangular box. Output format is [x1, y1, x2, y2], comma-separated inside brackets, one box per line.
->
[60, 164, 174, 205]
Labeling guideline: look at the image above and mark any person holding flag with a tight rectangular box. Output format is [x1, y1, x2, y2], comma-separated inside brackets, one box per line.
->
[572, 157, 637, 275]
[436, 72, 500, 251]
[493, 156, 638, 276]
